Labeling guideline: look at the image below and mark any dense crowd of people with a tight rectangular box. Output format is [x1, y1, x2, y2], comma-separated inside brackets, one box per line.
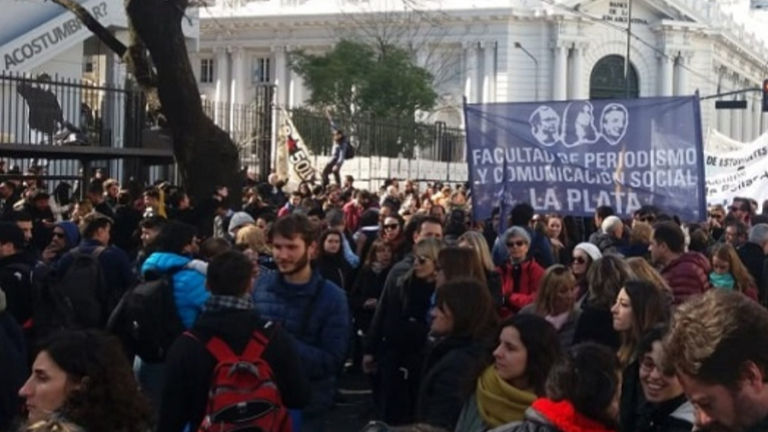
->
[1, 165, 768, 432]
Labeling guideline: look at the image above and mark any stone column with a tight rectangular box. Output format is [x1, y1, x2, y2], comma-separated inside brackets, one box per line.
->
[273, 45, 287, 108]
[569, 42, 586, 100]
[743, 85, 753, 142]
[214, 46, 230, 124]
[464, 41, 479, 103]
[553, 43, 568, 101]
[658, 53, 674, 96]
[674, 53, 691, 96]
[481, 41, 496, 103]
[231, 47, 247, 105]
[754, 91, 762, 139]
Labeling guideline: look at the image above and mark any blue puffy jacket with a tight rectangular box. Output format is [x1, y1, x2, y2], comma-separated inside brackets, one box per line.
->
[252, 271, 350, 416]
[141, 252, 209, 329]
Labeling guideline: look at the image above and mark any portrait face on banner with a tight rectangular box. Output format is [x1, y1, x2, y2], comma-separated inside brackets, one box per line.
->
[601, 104, 629, 145]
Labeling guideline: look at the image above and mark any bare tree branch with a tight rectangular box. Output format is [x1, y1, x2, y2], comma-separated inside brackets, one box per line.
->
[48, 0, 128, 57]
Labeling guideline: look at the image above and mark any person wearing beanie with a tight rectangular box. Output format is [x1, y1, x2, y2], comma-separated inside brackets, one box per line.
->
[572, 242, 602, 305]
[227, 211, 255, 241]
[41, 221, 80, 266]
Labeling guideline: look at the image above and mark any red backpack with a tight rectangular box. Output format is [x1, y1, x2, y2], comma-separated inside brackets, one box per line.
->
[192, 329, 291, 432]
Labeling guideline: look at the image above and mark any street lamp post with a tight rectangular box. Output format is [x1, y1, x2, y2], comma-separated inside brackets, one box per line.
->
[515, 42, 539, 102]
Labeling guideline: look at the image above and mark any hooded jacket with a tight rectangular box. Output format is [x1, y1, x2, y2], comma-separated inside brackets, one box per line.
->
[660, 252, 711, 305]
[141, 252, 209, 329]
[489, 399, 616, 432]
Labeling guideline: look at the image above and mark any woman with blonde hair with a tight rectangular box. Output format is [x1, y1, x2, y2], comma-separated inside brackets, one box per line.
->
[457, 231, 502, 306]
[235, 225, 275, 273]
[709, 243, 758, 300]
[521, 265, 580, 348]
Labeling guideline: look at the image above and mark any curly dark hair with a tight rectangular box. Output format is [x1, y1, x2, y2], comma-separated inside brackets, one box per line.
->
[40, 330, 152, 432]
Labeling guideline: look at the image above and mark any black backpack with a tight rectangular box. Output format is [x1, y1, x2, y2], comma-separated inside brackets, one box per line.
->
[32, 247, 107, 339]
[344, 143, 355, 160]
[108, 266, 186, 363]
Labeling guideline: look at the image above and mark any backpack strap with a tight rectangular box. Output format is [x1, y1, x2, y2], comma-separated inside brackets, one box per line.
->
[241, 330, 269, 361]
[185, 329, 271, 363]
[205, 336, 239, 363]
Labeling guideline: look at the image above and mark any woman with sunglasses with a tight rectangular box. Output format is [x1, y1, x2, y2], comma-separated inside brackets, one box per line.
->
[520, 265, 580, 349]
[365, 238, 445, 425]
[382, 215, 407, 261]
[570, 243, 601, 306]
[709, 243, 758, 300]
[497, 227, 545, 319]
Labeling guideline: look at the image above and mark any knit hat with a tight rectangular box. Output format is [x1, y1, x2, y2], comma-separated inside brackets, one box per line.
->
[0, 222, 25, 250]
[574, 242, 602, 262]
[228, 212, 255, 238]
[55, 221, 81, 248]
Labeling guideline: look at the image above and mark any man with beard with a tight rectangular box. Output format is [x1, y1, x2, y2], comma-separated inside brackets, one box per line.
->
[252, 214, 350, 432]
[666, 290, 768, 432]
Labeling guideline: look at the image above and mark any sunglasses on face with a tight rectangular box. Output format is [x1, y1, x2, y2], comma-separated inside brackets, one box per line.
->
[416, 255, 432, 265]
[383, 223, 399, 230]
[53, 232, 66, 238]
[506, 240, 527, 248]
[572, 256, 587, 265]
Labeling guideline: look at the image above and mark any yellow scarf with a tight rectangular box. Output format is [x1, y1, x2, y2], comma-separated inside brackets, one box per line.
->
[475, 366, 537, 427]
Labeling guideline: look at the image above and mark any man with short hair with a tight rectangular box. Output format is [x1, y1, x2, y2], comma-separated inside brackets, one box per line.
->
[253, 214, 350, 432]
[650, 221, 711, 305]
[40, 221, 80, 266]
[590, 205, 615, 240]
[592, 215, 624, 254]
[0, 223, 35, 327]
[159, 250, 310, 432]
[666, 290, 768, 432]
[88, 181, 115, 219]
[56, 212, 135, 313]
[725, 220, 749, 248]
[730, 197, 752, 227]
[343, 190, 371, 233]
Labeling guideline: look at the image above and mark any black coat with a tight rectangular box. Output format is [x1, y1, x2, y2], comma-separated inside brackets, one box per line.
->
[738, 242, 767, 303]
[572, 303, 620, 351]
[416, 336, 488, 431]
[0, 312, 27, 432]
[0, 253, 35, 326]
[635, 396, 694, 432]
[486, 269, 503, 307]
[351, 265, 392, 333]
[620, 360, 644, 432]
[158, 308, 311, 432]
[315, 255, 355, 293]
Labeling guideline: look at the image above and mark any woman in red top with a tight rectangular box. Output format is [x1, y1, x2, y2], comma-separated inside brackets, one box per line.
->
[497, 226, 545, 319]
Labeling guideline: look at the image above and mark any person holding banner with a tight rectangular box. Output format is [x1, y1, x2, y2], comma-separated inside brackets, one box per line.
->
[322, 108, 349, 188]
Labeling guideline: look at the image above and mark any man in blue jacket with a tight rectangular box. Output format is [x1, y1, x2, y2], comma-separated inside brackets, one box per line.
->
[253, 213, 350, 432]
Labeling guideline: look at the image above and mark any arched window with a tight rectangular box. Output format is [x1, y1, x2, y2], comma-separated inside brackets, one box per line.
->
[590, 55, 639, 99]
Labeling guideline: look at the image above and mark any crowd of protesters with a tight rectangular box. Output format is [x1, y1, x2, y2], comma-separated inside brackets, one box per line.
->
[1, 160, 768, 432]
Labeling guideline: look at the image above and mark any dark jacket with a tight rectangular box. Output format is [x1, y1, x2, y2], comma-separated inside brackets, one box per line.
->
[56, 239, 136, 313]
[620, 360, 644, 432]
[486, 269, 504, 307]
[157, 308, 311, 432]
[660, 252, 711, 306]
[572, 302, 620, 350]
[519, 306, 581, 350]
[112, 205, 142, 254]
[634, 396, 694, 432]
[314, 255, 355, 293]
[591, 232, 622, 255]
[0, 253, 35, 326]
[252, 271, 350, 416]
[170, 198, 219, 239]
[351, 264, 392, 333]
[0, 311, 27, 432]
[621, 243, 650, 260]
[416, 336, 488, 430]
[492, 227, 555, 269]
[738, 242, 767, 303]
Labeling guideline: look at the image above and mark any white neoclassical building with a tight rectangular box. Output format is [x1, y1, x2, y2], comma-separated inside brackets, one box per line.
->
[196, 0, 768, 141]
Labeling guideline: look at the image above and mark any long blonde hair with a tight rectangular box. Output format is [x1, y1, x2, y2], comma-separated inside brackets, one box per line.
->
[535, 264, 577, 315]
[235, 225, 271, 255]
[457, 231, 494, 272]
[626, 257, 673, 301]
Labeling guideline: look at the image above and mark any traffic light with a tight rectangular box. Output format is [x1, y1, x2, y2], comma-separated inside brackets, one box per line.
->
[763, 79, 768, 112]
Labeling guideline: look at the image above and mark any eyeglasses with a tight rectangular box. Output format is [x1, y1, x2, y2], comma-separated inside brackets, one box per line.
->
[416, 255, 432, 265]
[638, 216, 656, 223]
[53, 232, 65, 238]
[572, 256, 587, 265]
[506, 240, 527, 248]
[383, 223, 399, 230]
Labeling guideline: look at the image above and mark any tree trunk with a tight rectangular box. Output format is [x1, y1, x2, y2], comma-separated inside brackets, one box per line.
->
[51, 0, 242, 207]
